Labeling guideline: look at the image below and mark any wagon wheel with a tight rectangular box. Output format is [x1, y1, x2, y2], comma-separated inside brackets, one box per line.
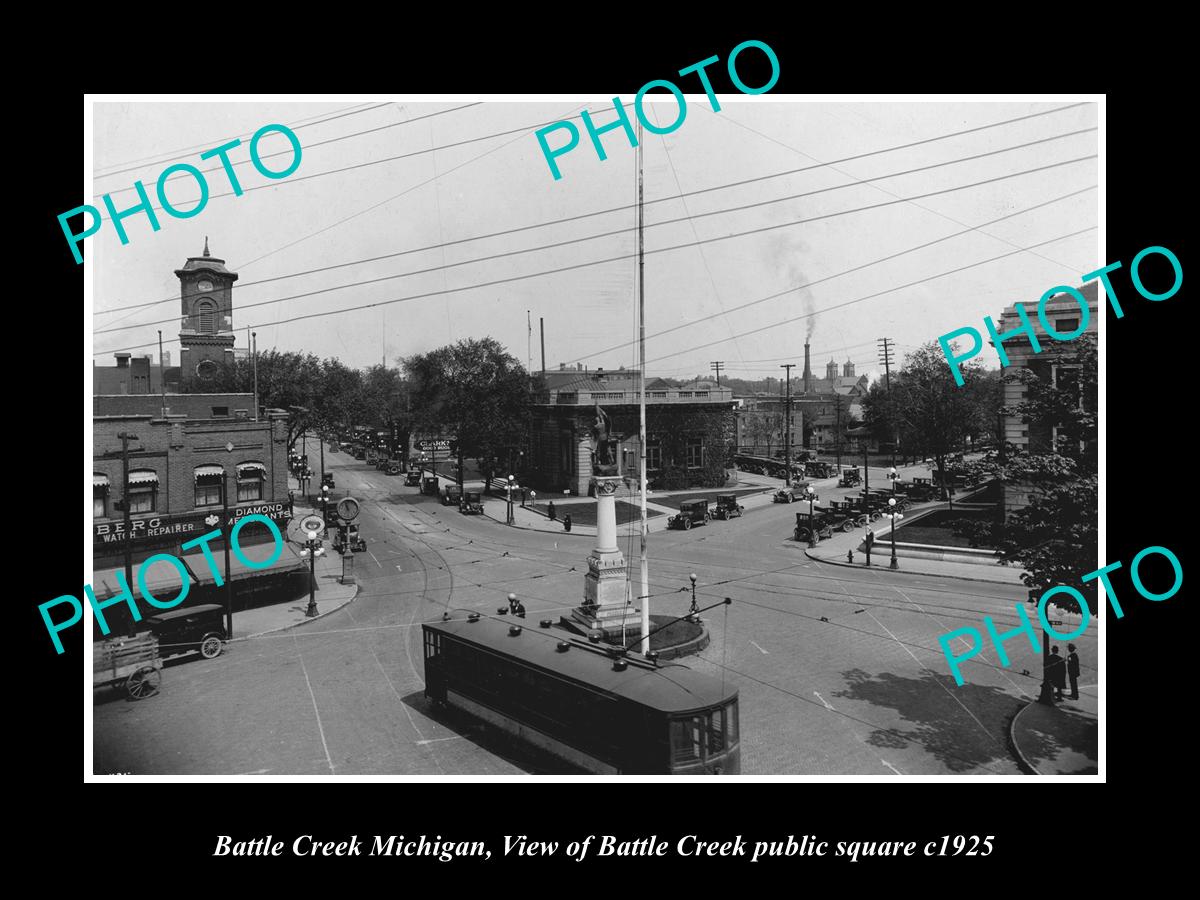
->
[125, 666, 160, 700]
[683, 518, 692, 530]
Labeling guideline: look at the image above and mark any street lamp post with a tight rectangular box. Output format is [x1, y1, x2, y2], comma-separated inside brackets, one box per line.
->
[1034, 589, 1055, 705]
[506, 475, 516, 525]
[888, 466, 898, 494]
[301, 528, 325, 617]
[805, 484, 818, 548]
[887, 497, 900, 569]
[687, 573, 699, 621]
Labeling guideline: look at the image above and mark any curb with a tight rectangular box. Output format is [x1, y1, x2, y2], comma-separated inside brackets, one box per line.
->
[1008, 700, 1041, 776]
[481, 508, 595, 537]
[242, 583, 361, 639]
[800, 548, 1023, 585]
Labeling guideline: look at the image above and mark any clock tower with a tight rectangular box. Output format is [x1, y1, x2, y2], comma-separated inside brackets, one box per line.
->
[176, 237, 238, 390]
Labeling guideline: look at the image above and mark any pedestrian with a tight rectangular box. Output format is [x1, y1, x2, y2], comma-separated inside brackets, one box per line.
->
[547, 500, 557, 521]
[287, 489, 295, 515]
[563, 513, 572, 532]
[1067, 643, 1081, 699]
[1048, 645, 1066, 701]
[515, 600, 526, 619]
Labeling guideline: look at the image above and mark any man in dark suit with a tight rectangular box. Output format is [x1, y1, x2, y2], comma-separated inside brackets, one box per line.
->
[1048, 646, 1066, 701]
[1067, 643, 1081, 699]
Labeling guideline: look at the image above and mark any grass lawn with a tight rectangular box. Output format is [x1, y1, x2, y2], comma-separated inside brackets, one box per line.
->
[654, 488, 765, 510]
[892, 508, 999, 549]
[550, 501, 666, 528]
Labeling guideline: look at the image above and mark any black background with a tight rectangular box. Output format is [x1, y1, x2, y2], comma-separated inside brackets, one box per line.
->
[26, 23, 1185, 881]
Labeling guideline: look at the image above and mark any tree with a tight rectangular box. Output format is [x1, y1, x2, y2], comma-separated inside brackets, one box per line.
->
[886, 342, 992, 492]
[202, 350, 327, 449]
[404, 338, 536, 489]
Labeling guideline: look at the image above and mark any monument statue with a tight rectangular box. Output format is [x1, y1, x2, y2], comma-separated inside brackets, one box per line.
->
[590, 402, 619, 475]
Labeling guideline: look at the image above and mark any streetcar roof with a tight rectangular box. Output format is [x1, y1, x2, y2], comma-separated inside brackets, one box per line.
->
[425, 616, 736, 713]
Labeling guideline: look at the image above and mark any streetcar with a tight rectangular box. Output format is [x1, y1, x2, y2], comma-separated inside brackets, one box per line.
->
[423, 614, 740, 774]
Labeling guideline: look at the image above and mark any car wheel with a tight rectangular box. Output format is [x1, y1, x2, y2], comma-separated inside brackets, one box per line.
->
[200, 634, 223, 659]
[683, 519, 692, 530]
[842, 521, 855, 533]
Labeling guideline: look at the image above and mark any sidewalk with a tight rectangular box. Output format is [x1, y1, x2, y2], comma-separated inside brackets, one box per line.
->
[792, 502, 1027, 586]
[1009, 688, 1099, 775]
[232, 493, 359, 638]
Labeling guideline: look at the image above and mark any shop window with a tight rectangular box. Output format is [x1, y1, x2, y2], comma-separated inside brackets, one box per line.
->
[93, 477, 108, 518]
[237, 462, 266, 501]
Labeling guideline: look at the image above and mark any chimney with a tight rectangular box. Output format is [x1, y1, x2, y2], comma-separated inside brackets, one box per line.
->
[803, 343, 811, 395]
[114, 352, 131, 368]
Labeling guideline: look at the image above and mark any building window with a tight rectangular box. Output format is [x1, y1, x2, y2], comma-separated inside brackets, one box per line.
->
[127, 469, 159, 513]
[194, 465, 225, 507]
[197, 299, 217, 333]
[93, 474, 109, 518]
[686, 439, 704, 468]
[212, 406, 229, 417]
[647, 441, 663, 471]
[195, 359, 219, 380]
[1054, 317, 1079, 334]
[237, 462, 266, 501]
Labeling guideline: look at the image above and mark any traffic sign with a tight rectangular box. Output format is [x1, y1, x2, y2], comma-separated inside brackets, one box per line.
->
[300, 514, 325, 534]
[336, 497, 361, 521]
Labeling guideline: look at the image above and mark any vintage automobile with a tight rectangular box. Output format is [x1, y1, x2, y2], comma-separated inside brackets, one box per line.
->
[667, 499, 711, 530]
[460, 491, 484, 514]
[441, 484, 463, 506]
[385, 460, 403, 475]
[824, 506, 867, 533]
[838, 466, 862, 488]
[773, 481, 812, 504]
[712, 493, 744, 519]
[405, 469, 423, 487]
[423, 476, 440, 496]
[793, 511, 834, 544]
[805, 461, 836, 479]
[143, 603, 228, 660]
[333, 523, 367, 554]
[321, 472, 335, 489]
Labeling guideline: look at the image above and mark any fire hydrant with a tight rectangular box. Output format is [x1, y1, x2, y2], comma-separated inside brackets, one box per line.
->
[847, 549, 855, 564]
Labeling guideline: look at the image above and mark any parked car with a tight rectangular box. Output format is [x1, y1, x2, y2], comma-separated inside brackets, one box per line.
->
[385, 461, 403, 475]
[774, 488, 799, 503]
[322, 472, 335, 489]
[405, 469, 422, 487]
[667, 499, 711, 530]
[460, 491, 484, 514]
[794, 511, 834, 543]
[838, 466, 862, 488]
[805, 461, 836, 479]
[333, 523, 367, 554]
[143, 604, 227, 660]
[442, 484, 463, 506]
[712, 493, 744, 519]
[423, 476, 439, 496]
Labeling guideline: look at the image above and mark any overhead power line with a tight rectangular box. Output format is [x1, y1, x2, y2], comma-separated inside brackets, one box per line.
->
[93, 154, 1097, 341]
[93, 102, 391, 180]
[94, 120, 1096, 321]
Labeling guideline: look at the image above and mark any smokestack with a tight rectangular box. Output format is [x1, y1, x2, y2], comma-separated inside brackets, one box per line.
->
[803, 343, 811, 395]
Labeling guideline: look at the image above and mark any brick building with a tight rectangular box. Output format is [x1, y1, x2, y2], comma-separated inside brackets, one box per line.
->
[530, 367, 737, 495]
[92, 395, 291, 567]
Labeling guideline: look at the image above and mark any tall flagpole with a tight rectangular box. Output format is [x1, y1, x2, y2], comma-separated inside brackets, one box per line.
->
[638, 119, 650, 655]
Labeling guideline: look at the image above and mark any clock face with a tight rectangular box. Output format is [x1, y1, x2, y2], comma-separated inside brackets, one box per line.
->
[197, 279, 214, 292]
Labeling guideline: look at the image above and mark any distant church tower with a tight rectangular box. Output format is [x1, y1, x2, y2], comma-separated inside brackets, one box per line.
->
[176, 238, 238, 389]
[843, 359, 855, 378]
[826, 358, 838, 381]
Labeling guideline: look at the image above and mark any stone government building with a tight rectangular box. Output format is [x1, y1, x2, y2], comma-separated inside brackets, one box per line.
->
[529, 366, 737, 496]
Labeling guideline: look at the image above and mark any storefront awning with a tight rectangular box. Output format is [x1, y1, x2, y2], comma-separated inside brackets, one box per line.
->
[128, 469, 159, 486]
[194, 464, 224, 481]
[236, 461, 266, 478]
[93, 474, 109, 489]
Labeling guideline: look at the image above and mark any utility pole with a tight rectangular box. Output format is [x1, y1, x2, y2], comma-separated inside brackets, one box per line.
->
[223, 471, 233, 640]
[878, 337, 896, 470]
[157, 331, 166, 418]
[835, 395, 843, 474]
[116, 432, 138, 624]
[637, 117, 650, 657]
[781, 364, 794, 486]
[710, 361, 724, 387]
[252, 331, 259, 422]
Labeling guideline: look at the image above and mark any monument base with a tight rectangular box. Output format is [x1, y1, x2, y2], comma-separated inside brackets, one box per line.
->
[560, 605, 643, 640]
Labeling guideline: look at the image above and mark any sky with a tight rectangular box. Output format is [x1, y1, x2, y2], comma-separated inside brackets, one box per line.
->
[89, 98, 1099, 385]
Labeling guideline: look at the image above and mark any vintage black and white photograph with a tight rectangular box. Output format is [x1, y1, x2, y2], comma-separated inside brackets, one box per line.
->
[85, 95, 1101, 777]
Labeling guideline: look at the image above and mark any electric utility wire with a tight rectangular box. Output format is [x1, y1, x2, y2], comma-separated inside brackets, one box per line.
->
[93, 154, 1096, 344]
[94, 103, 483, 198]
[94, 110, 1092, 318]
[92, 102, 389, 178]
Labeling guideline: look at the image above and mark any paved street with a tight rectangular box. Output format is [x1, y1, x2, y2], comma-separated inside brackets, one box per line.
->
[93, 456, 1095, 776]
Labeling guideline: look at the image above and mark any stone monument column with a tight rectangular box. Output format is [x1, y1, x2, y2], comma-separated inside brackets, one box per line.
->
[566, 475, 641, 638]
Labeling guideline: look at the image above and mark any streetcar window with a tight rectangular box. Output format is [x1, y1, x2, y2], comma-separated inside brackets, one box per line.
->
[726, 700, 739, 744]
[708, 707, 725, 754]
[670, 717, 703, 763]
